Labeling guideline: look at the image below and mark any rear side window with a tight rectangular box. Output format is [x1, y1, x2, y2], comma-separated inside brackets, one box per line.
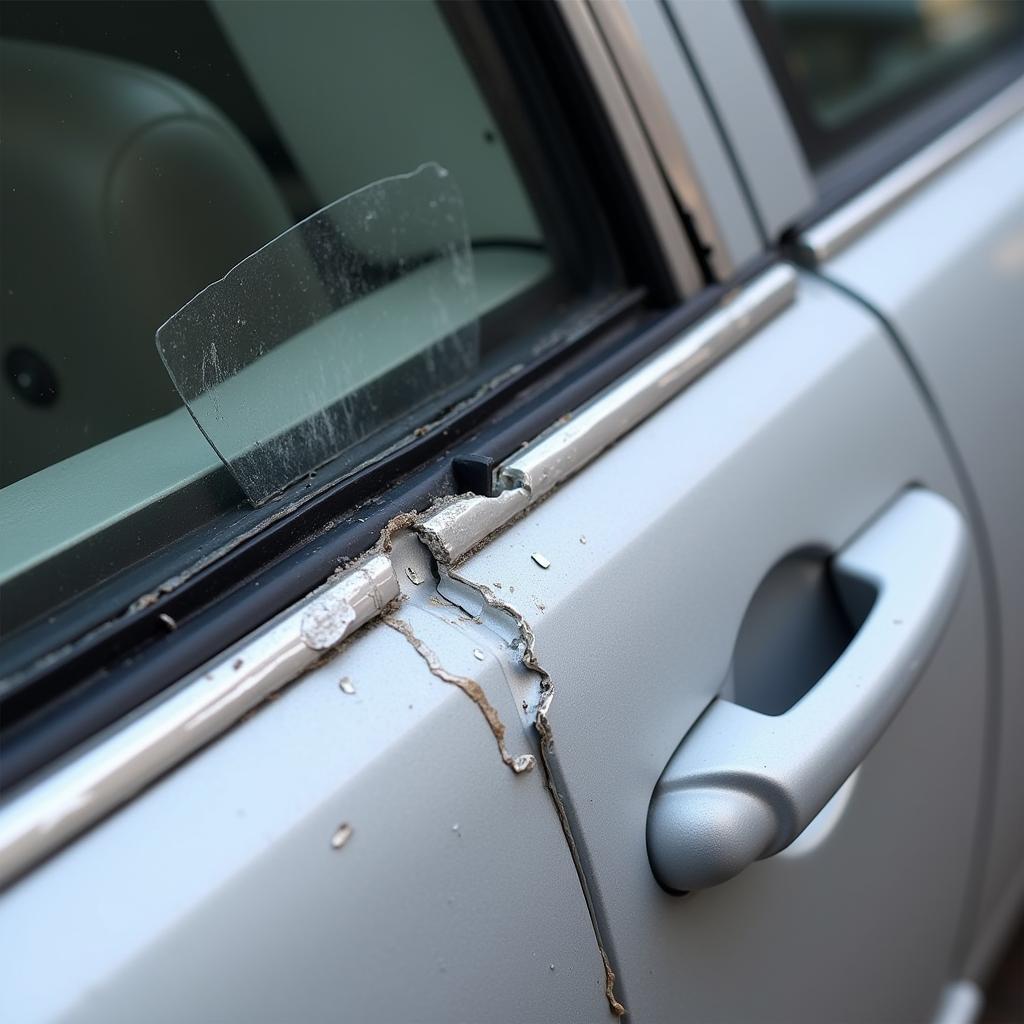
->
[746, 0, 1024, 165]
[0, 1, 625, 636]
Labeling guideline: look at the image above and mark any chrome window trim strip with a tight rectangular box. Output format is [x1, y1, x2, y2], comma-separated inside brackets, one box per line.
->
[0, 266, 796, 889]
[0, 556, 400, 889]
[556, 0, 705, 297]
[419, 265, 796, 562]
[588, 0, 735, 280]
[497, 264, 796, 497]
[804, 77, 1024, 262]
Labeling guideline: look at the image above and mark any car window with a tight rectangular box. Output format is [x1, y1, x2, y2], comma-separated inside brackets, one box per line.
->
[0, 0, 626, 636]
[745, 0, 1024, 164]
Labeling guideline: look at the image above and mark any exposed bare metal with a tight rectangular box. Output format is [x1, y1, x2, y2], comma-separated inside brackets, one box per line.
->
[415, 488, 530, 564]
[444, 568, 625, 1018]
[383, 613, 535, 775]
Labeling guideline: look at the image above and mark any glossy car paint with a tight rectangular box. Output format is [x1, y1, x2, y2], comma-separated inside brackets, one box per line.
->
[451, 272, 988, 1022]
[818, 109, 1024, 978]
[0, 2, 1020, 1021]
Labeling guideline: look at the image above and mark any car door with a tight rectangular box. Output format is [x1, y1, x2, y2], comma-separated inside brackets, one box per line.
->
[682, 0, 1024, 994]
[0, 3, 648, 1020]
[0, 4, 998, 1024]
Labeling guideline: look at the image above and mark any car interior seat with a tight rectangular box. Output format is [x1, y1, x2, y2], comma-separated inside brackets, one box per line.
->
[0, 39, 293, 486]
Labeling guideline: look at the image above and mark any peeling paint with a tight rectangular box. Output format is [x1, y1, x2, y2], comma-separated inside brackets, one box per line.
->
[373, 511, 420, 554]
[383, 613, 535, 775]
[444, 568, 626, 1018]
[300, 590, 357, 651]
[300, 554, 398, 652]
[415, 488, 530, 564]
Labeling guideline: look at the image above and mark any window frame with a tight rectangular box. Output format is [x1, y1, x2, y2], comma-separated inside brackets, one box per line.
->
[740, 0, 1024, 222]
[0, 0, 703, 792]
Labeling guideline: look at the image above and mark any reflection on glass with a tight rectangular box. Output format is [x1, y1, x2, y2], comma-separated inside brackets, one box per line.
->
[156, 163, 478, 506]
[764, 0, 1024, 130]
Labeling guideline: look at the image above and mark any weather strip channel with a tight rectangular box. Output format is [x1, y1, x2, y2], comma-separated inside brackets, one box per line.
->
[0, 555, 398, 889]
[417, 264, 796, 563]
[0, 264, 795, 891]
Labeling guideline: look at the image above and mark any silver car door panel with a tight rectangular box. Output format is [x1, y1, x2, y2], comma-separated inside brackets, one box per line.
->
[809, 103, 1024, 981]
[0, 268, 797, 892]
[0, 540, 611, 1023]
[0, 267, 988, 1022]
[448, 271, 988, 1022]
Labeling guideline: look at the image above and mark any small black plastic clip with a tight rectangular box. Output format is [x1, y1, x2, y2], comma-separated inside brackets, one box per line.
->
[452, 454, 496, 497]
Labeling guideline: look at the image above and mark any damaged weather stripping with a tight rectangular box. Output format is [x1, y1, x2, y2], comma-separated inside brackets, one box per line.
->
[156, 163, 479, 506]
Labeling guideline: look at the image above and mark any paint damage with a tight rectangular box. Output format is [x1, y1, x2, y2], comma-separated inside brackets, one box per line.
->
[300, 590, 357, 651]
[331, 822, 354, 850]
[368, 509, 626, 1015]
[300, 554, 398, 652]
[383, 610, 535, 776]
[433, 570, 626, 1018]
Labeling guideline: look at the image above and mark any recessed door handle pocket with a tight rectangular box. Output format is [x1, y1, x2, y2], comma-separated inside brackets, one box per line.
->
[647, 489, 968, 893]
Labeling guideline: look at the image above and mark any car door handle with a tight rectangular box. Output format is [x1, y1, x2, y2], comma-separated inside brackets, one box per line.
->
[647, 489, 968, 892]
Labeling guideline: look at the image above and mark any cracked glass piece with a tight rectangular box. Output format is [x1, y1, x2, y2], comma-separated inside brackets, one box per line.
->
[156, 163, 478, 505]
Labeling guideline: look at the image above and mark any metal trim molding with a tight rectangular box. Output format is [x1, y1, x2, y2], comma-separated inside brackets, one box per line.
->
[0, 266, 796, 889]
[418, 265, 796, 563]
[0, 556, 399, 888]
[804, 77, 1024, 262]
[588, 0, 736, 279]
[556, 0, 705, 296]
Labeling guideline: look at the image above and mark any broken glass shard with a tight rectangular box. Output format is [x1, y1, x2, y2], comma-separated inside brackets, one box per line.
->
[156, 163, 478, 505]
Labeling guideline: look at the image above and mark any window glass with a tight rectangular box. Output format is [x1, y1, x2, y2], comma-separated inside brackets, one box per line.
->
[0, 1, 623, 635]
[156, 163, 481, 506]
[748, 0, 1024, 161]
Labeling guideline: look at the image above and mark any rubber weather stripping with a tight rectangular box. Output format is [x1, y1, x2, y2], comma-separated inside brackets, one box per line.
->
[0, 264, 795, 889]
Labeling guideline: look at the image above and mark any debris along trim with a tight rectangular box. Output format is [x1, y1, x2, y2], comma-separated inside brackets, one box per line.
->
[0, 554, 398, 890]
[0, 265, 797, 1018]
[416, 264, 796, 563]
[0, 266, 796, 988]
